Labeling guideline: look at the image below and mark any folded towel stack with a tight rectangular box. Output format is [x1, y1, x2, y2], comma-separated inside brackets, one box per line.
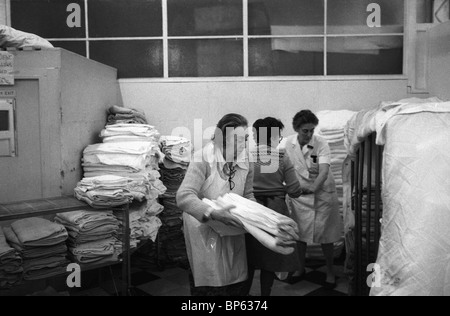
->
[3, 218, 69, 281]
[114, 200, 163, 249]
[55, 211, 121, 264]
[0, 227, 23, 288]
[107, 105, 148, 125]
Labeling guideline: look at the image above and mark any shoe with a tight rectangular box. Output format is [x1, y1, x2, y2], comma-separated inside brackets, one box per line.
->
[284, 271, 306, 285]
[323, 281, 337, 290]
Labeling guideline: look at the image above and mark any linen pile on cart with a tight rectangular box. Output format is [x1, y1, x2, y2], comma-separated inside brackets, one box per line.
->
[344, 97, 450, 296]
[55, 211, 120, 264]
[3, 218, 69, 281]
[0, 227, 23, 288]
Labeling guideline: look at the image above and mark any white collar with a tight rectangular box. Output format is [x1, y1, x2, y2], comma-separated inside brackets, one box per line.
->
[290, 135, 315, 151]
[206, 142, 249, 170]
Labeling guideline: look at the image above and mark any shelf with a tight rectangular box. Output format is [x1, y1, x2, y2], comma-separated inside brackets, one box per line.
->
[0, 196, 114, 221]
[0, 196, 131, 296]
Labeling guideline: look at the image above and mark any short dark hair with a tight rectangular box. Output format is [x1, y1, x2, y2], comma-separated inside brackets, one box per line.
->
[213, 113, 248, 144]
[253, 117, 285, 146]
[292, 110, 319, 131]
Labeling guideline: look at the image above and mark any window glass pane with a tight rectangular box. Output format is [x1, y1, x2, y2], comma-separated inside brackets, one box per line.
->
[328, 0, 404, 34]
[0, 111, 9, 131]
[90, 40, 163, 78]
[249, 0, 324, 36]
[11, 0, 85, 38]
[417, 0, 434, 23]
[50, 41, 87, 57]
[249, 38, 324, 76]
[169, 39, 243, 77]
[89, 0, 162, 37]
[168, 0, 243, 36]
[327, 36, 403, 75]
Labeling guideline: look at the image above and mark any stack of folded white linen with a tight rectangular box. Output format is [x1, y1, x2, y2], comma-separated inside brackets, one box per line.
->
[101, 124, 160, 143]
[317, 111, 356, 207]
[0, 227, 23, 288]
[55, 211, 120, 264]
[114, 200, 163, 249]
[82, 139, 166, 202]
[203, 193, 300, 255]
[83, 142, 159, 173]
[160, 136, 191, 169]
[77, 114, 167, 252]
[74, 175, 135, 208]
[3, 218, 69, 281]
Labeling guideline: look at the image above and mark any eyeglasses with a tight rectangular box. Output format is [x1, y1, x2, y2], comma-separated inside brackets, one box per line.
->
[225, 163, 236, 191]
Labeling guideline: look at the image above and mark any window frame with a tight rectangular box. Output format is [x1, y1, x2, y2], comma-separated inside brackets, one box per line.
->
[5, 0, 412, 81]
[0, 98, 16, 157]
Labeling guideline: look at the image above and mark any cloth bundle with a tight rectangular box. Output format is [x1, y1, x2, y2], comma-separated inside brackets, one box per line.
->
[55, 211, 120, 264]
[0, 227, 23, 288]
[0, 25, 53, 49]
[160, 136, 191, 168]
[156, 197, 188, 266]
[159, 164, 187, 196]
[114, 200, 163, 249]
[83, 142, 158, 172]
[3, 218, 69, 281]
[107, 105, 148, 125]
[203, 193, 300, 255]
[74, 175, 135, 208]
[156, 157, 189, 266]
[80, 140, 166, 205]
[100, 124, 160, 143]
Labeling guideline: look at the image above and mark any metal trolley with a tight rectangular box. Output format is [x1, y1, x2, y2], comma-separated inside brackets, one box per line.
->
[352, 133, 384, 296]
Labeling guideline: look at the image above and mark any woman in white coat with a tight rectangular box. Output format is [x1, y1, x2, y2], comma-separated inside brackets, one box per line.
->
[285, 110, 343, 289]
[177, 113, 255, 296]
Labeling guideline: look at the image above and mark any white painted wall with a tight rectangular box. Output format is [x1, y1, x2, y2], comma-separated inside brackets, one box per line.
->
[120, 79, 409, 148]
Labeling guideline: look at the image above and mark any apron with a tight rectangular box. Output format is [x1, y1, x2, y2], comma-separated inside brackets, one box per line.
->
[286, 135, 343, 244]
[183, 145, 249, 288]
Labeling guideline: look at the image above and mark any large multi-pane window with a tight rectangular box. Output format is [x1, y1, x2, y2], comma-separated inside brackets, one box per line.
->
[10, 0, 405, 78]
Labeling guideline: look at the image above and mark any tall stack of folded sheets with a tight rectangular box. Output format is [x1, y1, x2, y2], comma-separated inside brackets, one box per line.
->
[75, 107, 167, 253]
[156, 136, 191, 266]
